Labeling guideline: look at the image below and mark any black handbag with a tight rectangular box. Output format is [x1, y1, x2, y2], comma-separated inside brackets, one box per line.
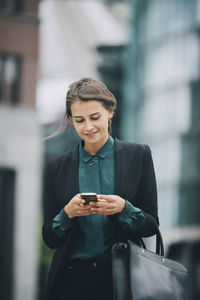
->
[112, 227, 191, 300]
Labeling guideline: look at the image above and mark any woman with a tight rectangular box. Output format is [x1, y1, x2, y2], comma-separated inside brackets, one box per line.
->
[42, 77, 159, 300]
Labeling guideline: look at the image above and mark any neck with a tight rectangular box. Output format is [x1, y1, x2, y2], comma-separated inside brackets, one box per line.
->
[84, 136, 109, 155]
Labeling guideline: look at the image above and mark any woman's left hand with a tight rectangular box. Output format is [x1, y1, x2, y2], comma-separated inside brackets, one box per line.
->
[89, 194, 126, 215]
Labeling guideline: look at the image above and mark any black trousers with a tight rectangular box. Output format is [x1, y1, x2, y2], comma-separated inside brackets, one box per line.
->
[56, 259, 114, 300]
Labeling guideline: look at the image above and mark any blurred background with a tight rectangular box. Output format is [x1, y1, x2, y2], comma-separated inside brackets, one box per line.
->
[0, 0, 200, 299]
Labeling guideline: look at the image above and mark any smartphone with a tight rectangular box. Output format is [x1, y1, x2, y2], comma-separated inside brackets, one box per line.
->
[81, 193, 98, 205]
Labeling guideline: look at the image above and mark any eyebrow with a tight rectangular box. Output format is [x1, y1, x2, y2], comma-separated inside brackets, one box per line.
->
[72, 112, 100, 118]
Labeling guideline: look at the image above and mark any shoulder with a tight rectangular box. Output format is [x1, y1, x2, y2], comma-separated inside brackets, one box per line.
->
[115, 138, 151, 156]
[46, 144, 79, 173]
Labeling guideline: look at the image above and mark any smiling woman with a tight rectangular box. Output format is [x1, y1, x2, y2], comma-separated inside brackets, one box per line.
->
[71, 100, 113, 154]
[42, 77, 159, 300]
[43, 77, 116, 141]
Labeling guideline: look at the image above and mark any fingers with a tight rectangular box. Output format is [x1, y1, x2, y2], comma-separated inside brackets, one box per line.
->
[89, 195, 125, 215]
[90, 200, 115, 214]
[74, 194, 93, 207]
[79, 202, 115, 216]
[89, 198, 115, 212]
[69, 194, 93, 217]
[71, 194, 82, 204]
[89, 199, 107, 207]
[97, 194, 113, 201]
[75, 206, 92, 216]
[80, 200, 87, 207]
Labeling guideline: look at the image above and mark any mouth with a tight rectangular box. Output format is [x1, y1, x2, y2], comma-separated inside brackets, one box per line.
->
[85, 131, 98, 138]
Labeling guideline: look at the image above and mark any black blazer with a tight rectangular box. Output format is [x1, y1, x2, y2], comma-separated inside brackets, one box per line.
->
[42, 138, 159, 299]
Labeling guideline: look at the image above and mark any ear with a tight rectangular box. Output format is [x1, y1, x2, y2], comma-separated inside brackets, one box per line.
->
[108, 109, 114, 119]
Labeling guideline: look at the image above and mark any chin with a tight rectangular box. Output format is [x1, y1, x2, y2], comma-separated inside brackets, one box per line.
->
[86, 136, 99, 143]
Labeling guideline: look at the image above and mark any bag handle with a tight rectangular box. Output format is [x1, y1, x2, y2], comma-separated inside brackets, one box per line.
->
[138, 225, 164, 256]
[155, 226, 164, 256]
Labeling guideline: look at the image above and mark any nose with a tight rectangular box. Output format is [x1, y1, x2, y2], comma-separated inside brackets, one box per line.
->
[85, 120, 94, 132]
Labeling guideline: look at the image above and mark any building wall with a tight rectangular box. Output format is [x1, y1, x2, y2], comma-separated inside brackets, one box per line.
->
[0, 2, 42, 300]
[122, 0, 200, 241]
[0, 108, 42, 300]
[0, 1, 39, 107]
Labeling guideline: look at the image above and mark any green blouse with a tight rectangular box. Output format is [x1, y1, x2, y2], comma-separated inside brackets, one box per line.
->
[52, 136, 145, 261]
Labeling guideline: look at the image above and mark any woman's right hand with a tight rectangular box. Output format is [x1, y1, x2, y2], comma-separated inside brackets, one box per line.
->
[64, 194, 92, 218]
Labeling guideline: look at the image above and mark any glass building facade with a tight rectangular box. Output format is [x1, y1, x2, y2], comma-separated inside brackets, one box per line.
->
[122, 1, 200, 297]
[122, 0, 200, 229]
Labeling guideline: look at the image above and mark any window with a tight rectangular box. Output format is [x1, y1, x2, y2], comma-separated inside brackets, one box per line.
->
[0, 168, 16, 300]
[0, 0, 23, 13]
[0, 53, 21, 105]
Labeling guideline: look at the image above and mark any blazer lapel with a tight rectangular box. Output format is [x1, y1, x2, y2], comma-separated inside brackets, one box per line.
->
[59, 145, 79, 207]
[114, 138, 123, 196]
[111, 138, 126, 242]
[71, 144, 79, 194]
[66, 145, 79, 200]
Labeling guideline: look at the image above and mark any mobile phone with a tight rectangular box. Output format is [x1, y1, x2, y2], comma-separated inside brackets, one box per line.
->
[81, 193, 98, 205]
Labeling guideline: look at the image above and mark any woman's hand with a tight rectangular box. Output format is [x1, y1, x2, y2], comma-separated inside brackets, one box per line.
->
[89, 195, 126, 215]
[64, 194, 92, 218]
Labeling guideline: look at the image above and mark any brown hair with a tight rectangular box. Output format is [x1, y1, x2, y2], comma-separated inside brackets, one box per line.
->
[44, 77, 117, 140]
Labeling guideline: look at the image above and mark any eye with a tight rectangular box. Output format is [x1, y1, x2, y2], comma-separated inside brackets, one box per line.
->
[91, 116, 100, 121]
[75, 119, 84, 123]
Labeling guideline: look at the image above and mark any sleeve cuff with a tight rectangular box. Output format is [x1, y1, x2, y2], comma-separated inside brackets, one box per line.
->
[52, 208, 74, 237]
[118, 200, 145, 233]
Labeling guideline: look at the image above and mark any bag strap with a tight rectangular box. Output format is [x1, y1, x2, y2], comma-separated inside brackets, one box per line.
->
[138, 225, 164, 256]
[155, 226, 164, 256]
